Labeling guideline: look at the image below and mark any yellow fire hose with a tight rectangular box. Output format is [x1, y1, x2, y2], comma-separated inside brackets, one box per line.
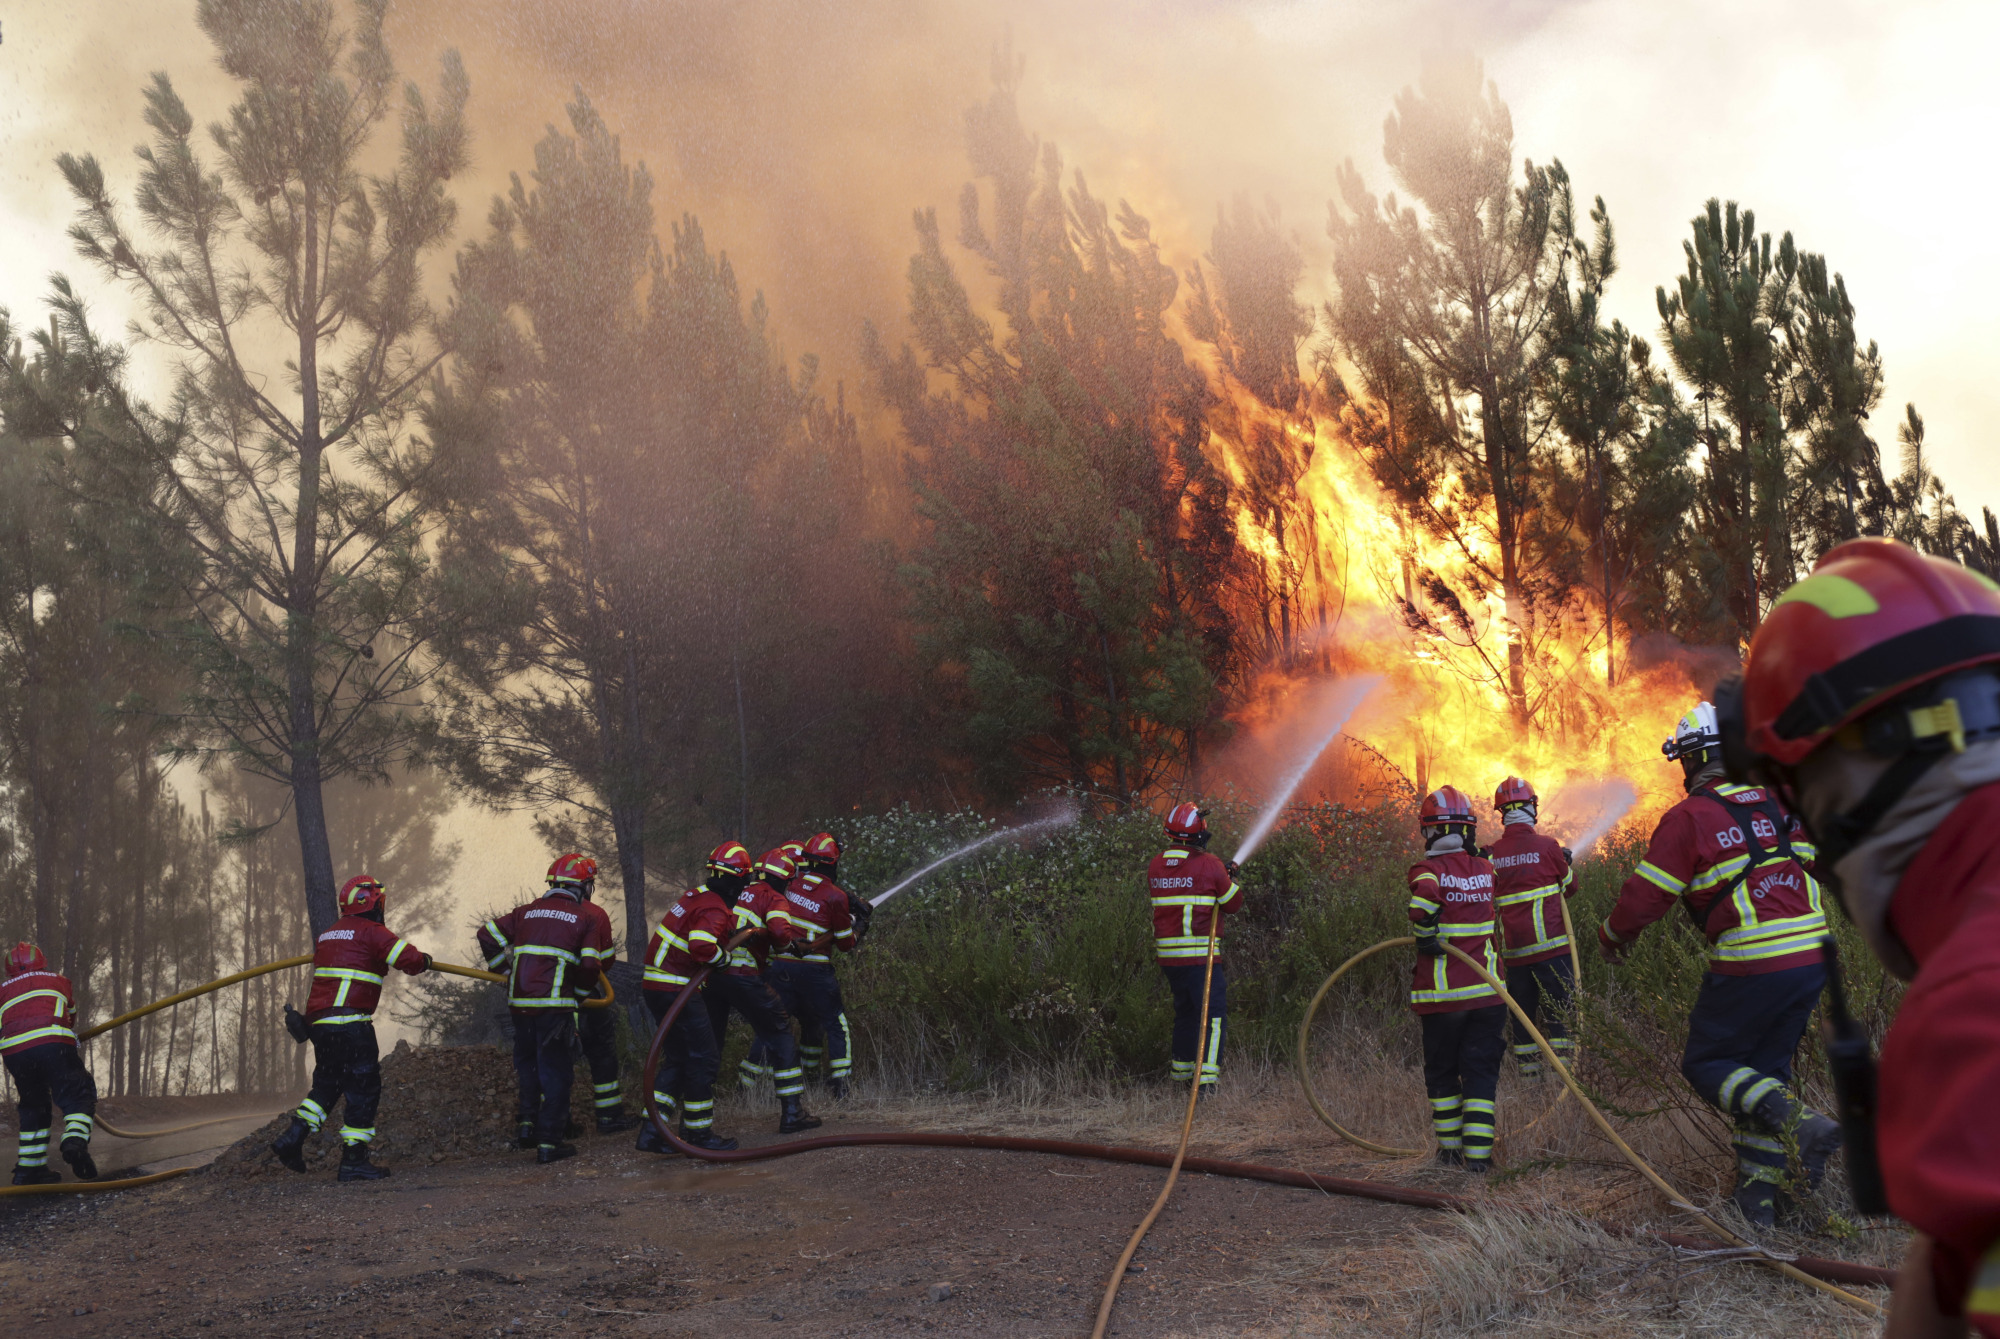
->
[1091, 916, 1222, 1338]
[1297, 936, 1883, 1318]
[3, 950, 612, 1197]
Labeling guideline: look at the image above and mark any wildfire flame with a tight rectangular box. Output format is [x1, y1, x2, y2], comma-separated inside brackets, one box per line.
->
[1200, 367, 1707, 843]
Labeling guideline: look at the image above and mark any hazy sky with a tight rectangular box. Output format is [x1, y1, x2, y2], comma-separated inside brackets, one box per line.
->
[3, 0, 1992, 917]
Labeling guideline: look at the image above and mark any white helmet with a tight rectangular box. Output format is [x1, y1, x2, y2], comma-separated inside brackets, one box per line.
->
[1662, 701, 1721, 762]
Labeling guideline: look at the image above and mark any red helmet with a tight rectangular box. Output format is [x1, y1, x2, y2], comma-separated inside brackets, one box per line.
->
[757, 848, 798, 883]
[1729, 539, 2000, 768]
[1419, 785, 1475, 828]
[1164, 802, 1208, 839]
[4, 942, 47, 979]
[547, 853, 599, 888]
[1493, 776, 1537, 812]
[779, 839, 807, 866]
[802, 832, 842, 867]
[707, 842, 754, 880]
[338, 876, 385, 916]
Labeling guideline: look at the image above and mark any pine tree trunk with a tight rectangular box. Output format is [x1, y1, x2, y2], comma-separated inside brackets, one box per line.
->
[612, 802, 649, 970]
[291, 189, 338, 936]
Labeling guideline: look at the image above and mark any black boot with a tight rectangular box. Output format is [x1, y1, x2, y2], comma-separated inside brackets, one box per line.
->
[681, 1128, 738, 1152]
[635, 1121, 681, 1156]
[337, 1143, 391, 1182]
[563, 1118, 585, 1140]
[537, 1142, 578, 1165]
[596, 1111, 642, 1134]
[1733, 1174, 1777, 1229]
[1751, 1089, 1844, 1189]
[824, 1076, 849, 1102]
[1198, 1082, 1219, 1101]
[272, 1117, 312, 1173]
[60, 1137, 97, 1181]
[11, 1164, 61, 1186]
[514, 1119, 536, 1151]
[1435, 1146, 1465, 1169]
[779, 1096, 822, 1134]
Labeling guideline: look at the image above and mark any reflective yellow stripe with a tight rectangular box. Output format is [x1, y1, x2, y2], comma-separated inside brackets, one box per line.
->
[1964, 1239, 2000, 1318]
[1495, 884, 1562, 906]
[1637, 860, 1687, 894]
[514, 944, 580, 964]
[644, 969, 692, 986]
[0, 1022, 77, 1050]
[1150, 894, 1223, 907]
[314, 967, 386, 984]
[387, 938, 412, 966]
[1689, 855, 1752, 891]
[1437, 920, 1493, 937]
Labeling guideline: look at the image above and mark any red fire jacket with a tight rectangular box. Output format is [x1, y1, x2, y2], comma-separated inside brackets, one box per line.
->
[0, 969, 79, 1054]
[478, 889, 602, 1011]
[1488, 825, 1574, 968]
[779, 873, 856, 964]
[643, 885, 733, 992]
[1875, 781, 2000, 1331]
[1605, 781, 1826, 975]
[1147, 847, 1242, 966]
[724, 879, 801, 977]
[305, 915, 428, 1025]
[1406, 847, 1500, 1013]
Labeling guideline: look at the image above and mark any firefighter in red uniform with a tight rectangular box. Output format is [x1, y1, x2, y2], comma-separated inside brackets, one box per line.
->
[1148, 804, 1242, 1095]
[548, 855, 640, 1135]
[272, 877, 430, 1181]
[740, 839, 814, 1094]
[1407, 786, 1504, 1171]
[2, 942, 97, 1184]
[638, 843, 750, 1153]
[705, 848, 822, 1133]
[1488, 777, 1576, 1079]
[1716, 538, 2000, 1336]
[478, 866, 604, 1164]
[1597, 701, 1840, 1227]
[771, 832, 860, 1099]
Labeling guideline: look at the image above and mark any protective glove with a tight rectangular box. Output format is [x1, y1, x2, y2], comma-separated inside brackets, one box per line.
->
[1415, 934, 1445, 958]
[1224, 860, 1240, 879]
[1597, 923, 1629, 966]
[421, 953, 434, 971]
[283, 1002, 311, 1045]
[1560, 846, 1574, 864]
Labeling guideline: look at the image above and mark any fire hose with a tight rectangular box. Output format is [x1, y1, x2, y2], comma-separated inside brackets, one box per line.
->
[1297, 937, 1883, 1317]
[638, 940, 1891, 1320]
[1, 952, 611, 1196]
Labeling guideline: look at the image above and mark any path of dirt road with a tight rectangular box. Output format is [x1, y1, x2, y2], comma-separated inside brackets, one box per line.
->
[0, 1116, 1422, 1337]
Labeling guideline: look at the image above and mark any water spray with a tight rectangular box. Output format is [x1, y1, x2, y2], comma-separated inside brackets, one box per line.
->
[1230, 675, 1382, 865]
[1555, 777, 1639, 859]
[868, 805, 1080, 907]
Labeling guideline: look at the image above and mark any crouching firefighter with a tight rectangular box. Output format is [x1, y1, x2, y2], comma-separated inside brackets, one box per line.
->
[1148, 804, 1241, 1096]
[554, 854, 640, 1134]
[274, 877, 431, 1181]
[1408, 786, 1505, 1172]
[770, 832, 861, 1099]
[2, 942, 98, 1184]
[1489, 776, 1577, 1080]
[478, 867, 603, 1165]
[1598, 701, 1840, 1228]
[1719, 538, 2000, 1335]
[638, 844, 750, 1154]
[707, 848, 821, 1134]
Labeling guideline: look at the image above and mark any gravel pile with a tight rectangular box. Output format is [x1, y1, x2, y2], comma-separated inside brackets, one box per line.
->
[214, 1040, 616, 1177]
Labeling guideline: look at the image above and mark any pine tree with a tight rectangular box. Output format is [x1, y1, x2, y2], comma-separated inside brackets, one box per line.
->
[55, 0, 469, 933]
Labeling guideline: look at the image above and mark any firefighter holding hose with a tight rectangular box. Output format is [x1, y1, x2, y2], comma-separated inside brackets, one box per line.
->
[771, 832, 860, 1099]
[478, 866, 603, 1165]
[2, 942, 97, 1184]
[1488, 777, 1576, 1079]
[559, 855, 641, 1135]
[1407, 786, 1504, 1171]
[272, 876, 430, 1181]
[638, 843, 751, 1153]
[1149, 804, 1241, 1096]
[1596, 701, 1840, 1227]
[705, 848, 822, 1133]
[1717, 538, 2000, 1336]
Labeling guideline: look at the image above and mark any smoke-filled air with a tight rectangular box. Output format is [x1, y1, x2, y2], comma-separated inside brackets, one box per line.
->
[0, 1, 1987, 1332]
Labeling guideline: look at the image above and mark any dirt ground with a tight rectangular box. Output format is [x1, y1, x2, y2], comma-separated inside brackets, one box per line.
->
[0, 1047, 1894, 1338]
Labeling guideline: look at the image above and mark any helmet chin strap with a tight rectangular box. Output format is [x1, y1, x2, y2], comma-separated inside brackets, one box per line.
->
[1810, 746, 1950, 866]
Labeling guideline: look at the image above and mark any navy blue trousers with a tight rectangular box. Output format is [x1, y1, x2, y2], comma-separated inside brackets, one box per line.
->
[767, 960, 851, 1080]
[1680, 962, 1826, 1119]
[1505, 955, 1575, 1073]
[646, 988, 722, 1130]
[1160, 962, 1227, 1083]
[510, 1010, 576, 1145]
[705, 973, 805, 1097]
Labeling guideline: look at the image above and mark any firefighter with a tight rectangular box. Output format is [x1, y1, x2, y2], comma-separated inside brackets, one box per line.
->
[704, 848, 822, 1133]
[1148, 804, 1242, 1095]
[554, 854, 641, 1135]
[1716, 538, 2000, 1335]
[739, 839, 815, 1093]
[1488, 776, 1576, 1079]
[272, 877, 431, 1181]
[637, 843, 748, 1153]
[771, 832, 860, 1099]
[1597, 701, 1840, 1227]
[2, 942, 97, 1185]
[1408, 786, 1505, 1171]
[478, 864, 604, 1165]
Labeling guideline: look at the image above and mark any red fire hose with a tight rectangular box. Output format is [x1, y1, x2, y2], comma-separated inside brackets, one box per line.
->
[635, 960, 1894, 1295]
